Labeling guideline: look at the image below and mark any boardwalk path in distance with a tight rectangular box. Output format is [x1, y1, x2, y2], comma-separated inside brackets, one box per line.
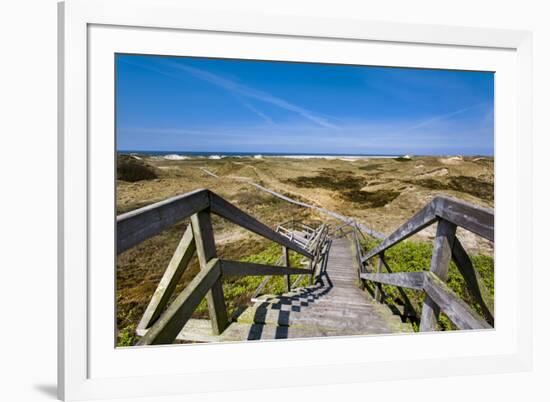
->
[199, 167, 385, 239]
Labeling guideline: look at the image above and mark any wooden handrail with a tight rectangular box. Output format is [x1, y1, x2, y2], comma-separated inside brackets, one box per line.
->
[423, 272, 491, 330]
[220, 260, 312, 277]
[209, 191, 313, 259]
[435, 196, 494, 241]
[359, 272, 425, 290]
[355, 195, 494, 332]
[357, 270, 491, 330]
[126, 193, 328, 345]
[117, 188, 210, 253]
[362, 196, 494, 262]
[117, 189, 313, 259]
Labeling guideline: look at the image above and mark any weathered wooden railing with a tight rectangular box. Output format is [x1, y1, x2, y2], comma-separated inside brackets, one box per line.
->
[356, 196, 494, 331]
[251, 219, 330, 299]
[117, 189, 320, 345]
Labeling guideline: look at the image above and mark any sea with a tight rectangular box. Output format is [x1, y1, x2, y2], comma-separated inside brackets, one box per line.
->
[118, 150, 403, 161]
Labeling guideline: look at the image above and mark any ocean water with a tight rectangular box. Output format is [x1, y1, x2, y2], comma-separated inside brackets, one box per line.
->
[118, 150, 402, 160]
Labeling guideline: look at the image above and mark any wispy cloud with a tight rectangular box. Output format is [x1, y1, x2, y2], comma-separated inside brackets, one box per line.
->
[161, 61, 338, 129]
[399, 103, 487, 134]
[119, 110, 493, 155]
[240, 101, 275, 125]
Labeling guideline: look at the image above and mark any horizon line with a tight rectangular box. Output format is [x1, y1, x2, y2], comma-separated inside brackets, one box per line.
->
[117, 149, 494, 157]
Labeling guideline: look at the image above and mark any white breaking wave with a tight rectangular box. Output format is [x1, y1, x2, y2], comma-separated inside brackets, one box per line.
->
[150, 153, 399, 160]
[275, 155, 397, 161]
[163, 154, 189, 160]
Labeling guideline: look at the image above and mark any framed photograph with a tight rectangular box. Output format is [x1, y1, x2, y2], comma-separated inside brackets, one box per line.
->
[58, 0, 533, 400]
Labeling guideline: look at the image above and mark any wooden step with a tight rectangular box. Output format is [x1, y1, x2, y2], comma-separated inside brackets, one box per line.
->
[138, 237, 414, 344]
[236, 296, 412, 333]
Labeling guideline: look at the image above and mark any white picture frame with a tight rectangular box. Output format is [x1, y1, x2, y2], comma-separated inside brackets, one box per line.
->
[58, 0, 533, 400]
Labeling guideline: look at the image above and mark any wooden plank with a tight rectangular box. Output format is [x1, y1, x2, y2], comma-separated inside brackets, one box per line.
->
[362, 201, 438, 262]
[420, 219, 457, 331]
[374, 253, 384, 301]
[209, 192, 313, 259]
[314, 229, 328, 279]
[137, 225, 196, 330]
[297, 222, 316, 233]
[283, 246, 291, 292]
[117, 188, 209, 253]
[220, 260, 311, 277]
[452, 238, 494, 325]
[191, 211, 228, 335]
[312, 227, 328, 282]
[360, 272, 426, 290]
[435, 196, 494, 241]
[424, 272, 492, 330]
[251, 275, 273, 299]
[137, 258, 222, 345]
[379, 254, 418, 320]
[362, 196, 493, 264]
[321, 239, 332, 274]
[249, 255, 284, 299]
[277, 226, 292, 234]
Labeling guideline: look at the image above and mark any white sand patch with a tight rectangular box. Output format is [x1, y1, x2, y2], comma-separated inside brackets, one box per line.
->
[439, 156, 464, 165]
[416, 167, 449, 178]
[215, 230, 249, 245]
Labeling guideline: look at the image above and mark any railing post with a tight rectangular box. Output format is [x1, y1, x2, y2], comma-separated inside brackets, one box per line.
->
[191, 210, 229, 335]
[374, 251, 385, 302]
[420, 219, 457, 331]
[137, 225, 196, 330]
[282, 246, 291, 292]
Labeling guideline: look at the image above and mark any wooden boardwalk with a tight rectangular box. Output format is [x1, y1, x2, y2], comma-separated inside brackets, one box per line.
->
[127, 190, 493, 345]
[168, 237, 412, 342]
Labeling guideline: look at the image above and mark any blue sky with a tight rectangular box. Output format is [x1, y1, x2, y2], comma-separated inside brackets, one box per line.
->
[116, 54, 494, 155]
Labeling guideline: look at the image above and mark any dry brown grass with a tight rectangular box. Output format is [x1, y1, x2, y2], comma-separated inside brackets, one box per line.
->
[116, 155, 494, 344]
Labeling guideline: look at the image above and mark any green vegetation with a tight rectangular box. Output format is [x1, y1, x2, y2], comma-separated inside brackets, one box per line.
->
[116, 241, 312, 346]
[413, 175, 493, 201]
[358, 163, 383, 171]
[341, 189, 401, 207]
[285, 168, 400, 207]
[286, 168, 364, 191]
[118, 324, 139, 347]
[362, 238, 494, 331]
[173, 243, 309, 324]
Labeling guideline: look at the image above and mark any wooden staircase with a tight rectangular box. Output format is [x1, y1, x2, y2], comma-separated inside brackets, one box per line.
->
[120, 189, 494, 346]
[137, 237, 412, 343]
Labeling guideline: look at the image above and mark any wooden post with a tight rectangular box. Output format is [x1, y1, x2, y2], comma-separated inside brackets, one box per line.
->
[137, 258, 222, 345]
[451, 238, 494, 326]
[374, 252, 384, 302]
[420, 219, 457, 332]
[282, 246, 291, 292]
[191, 211, 228, 335]
[138, 225, 196, 330]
